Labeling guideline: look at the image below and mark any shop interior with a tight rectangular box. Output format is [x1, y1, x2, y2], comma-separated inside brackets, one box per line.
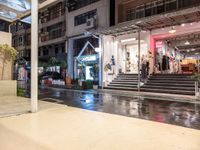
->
[154, 32, 200, 74]
[73, 36, 99, 82]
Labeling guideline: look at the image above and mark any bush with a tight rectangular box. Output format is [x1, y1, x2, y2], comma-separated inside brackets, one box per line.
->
[17, 88, 26, 97]
[82, 80, 93, 90]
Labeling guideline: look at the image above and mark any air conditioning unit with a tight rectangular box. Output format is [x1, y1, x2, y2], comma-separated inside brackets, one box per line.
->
[86, 17, 96, 29]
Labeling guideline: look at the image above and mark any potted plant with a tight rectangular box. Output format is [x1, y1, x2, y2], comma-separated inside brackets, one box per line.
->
[0, 44, 17, 80]
[192, 73, 200, 97]
[92, 64, 99, 89]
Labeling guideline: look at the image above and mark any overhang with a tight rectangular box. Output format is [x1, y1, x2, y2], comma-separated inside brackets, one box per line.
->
[0, 0, 58, 22]
[98, 6, 200, 37]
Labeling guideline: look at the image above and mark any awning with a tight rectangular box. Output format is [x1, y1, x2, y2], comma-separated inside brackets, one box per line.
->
[0, 0, 58, 22]
[98, 6, 200, 36]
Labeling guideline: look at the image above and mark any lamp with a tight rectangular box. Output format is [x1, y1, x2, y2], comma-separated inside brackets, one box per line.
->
[95, 47, 101, 53]
[184, 41, 190, 45]
[121, 38, 136, 43]
[169, 27, 176, 34]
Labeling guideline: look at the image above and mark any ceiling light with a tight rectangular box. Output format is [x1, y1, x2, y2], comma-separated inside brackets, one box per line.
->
[184, 41, 190, 45]
[187, 50, 190, 52]
[191, 49, 196, 51]
[181, 23, 185, 27]
[121, 38, 136, 43]
[195, 53, 199, 55]
[95, 47, 101, 53]
[169, 27, 176, 34]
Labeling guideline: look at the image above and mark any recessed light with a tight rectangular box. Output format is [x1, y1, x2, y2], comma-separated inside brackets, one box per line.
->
[181, 23, 185, 27]
[121, 38, 136, 43]
[169, 27, 176, 34]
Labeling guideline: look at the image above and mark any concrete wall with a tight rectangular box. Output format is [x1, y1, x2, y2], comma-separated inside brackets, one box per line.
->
[0, 31, 12, 46]
[0, 80, 17, 96]
[66, 0, 110, 37]
[0, 31, 13, 80]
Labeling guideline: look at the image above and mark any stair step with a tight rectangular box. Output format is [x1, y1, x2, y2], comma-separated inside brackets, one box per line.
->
[149, 78, 195, 81]
[105, 86, 138, 90]
[141, 88, 195, 95]
[145, 84, 195, 87]
[108, 84, 138, 87]
[142, 85, 195, 91]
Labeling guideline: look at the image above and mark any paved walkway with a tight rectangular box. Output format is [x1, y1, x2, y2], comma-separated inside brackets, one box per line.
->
[0, 96, 58, 117]
[0, 101, 200, 150]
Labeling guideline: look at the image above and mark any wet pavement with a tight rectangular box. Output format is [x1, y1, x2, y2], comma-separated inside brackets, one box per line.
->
[39, 88, 200, 130]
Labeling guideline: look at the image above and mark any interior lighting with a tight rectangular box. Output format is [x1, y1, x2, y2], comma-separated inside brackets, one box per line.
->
[184, 41, 190, 45]
[169, 27, 176, 34]
[121, 38, 136, 43]
[181, 23, 185, 27]
[187, 50, 190, 52]
[95, 47, 101, 53]
[191, 49, 196, 51]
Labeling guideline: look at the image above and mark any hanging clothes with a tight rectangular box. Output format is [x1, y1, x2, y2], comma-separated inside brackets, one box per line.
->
[162, 55, 170, 71]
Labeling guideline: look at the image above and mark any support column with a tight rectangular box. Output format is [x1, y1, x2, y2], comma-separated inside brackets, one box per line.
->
[99, 35, 103, 88]
[67, 39, 74, 79]
[31, 0, 38, 113]
[138, 30, 141, 92]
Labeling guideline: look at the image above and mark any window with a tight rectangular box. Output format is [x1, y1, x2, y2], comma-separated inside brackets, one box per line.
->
[55, 46, 59, 54]
[74, 9, 97, 26]
[68, 0, 100, 12]
[136, 5, 145, 19]
[165, 0, 177, 12]
[18, 36, 23, 46]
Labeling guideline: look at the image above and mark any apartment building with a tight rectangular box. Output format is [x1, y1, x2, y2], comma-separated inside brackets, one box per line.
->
[39, 0, 66, 61]
[10, 0, 66, 62]
[10, 21, 31, 59]
[116, 0, 200, 23]
[66, 0, 111, 83]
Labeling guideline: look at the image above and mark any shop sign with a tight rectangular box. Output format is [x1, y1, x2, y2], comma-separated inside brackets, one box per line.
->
[79, 55, 97, 62]
[156, 41, 163, 48]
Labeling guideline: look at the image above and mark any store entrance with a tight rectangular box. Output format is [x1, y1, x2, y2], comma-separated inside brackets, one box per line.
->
[123, 42, 148, 74]
[154, 32, 200, 74]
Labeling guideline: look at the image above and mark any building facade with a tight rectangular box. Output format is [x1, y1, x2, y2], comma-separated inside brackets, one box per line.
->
[39, 0, 67, 62]
[101, 0, 200, 89]
[66, 0, 111, 86]
[10, 0, 67, 62]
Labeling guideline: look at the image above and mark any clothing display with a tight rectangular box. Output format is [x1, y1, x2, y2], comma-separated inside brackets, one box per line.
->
[162, 55, 169, 71]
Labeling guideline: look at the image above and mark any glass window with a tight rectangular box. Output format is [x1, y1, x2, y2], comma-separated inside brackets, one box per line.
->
[74, 9, 97, 26]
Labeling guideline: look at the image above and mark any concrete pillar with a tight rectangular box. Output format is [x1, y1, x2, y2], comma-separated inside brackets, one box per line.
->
[67, 39, 74, 79]
[31, 0, 38, 113]
[99, 35, 103, 87]
[138, 30, 141, 92]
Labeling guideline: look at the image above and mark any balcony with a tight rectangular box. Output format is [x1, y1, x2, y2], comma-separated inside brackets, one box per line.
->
[39, 15, 65, 29]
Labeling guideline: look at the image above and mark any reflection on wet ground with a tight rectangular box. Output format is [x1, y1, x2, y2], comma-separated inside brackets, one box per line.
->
[39, 88, 200, 130]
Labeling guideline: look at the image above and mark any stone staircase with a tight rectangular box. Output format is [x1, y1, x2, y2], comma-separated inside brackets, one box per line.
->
[105, 73, 196, 95]
[141, 74, 196, 95]
[106, 74, 138, 90]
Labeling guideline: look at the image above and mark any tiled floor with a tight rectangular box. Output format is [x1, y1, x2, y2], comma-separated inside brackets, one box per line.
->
[0, 96, 58, 117]
[0, 101, 200, 150]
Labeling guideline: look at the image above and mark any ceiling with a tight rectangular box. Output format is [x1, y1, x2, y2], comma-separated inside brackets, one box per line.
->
[0, 0, 59, 22]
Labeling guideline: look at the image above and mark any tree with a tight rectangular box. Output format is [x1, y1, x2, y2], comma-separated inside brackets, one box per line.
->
[0, 44, 17, 80]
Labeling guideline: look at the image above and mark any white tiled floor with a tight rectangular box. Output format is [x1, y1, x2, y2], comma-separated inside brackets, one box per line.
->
[0, 101, 200, 150]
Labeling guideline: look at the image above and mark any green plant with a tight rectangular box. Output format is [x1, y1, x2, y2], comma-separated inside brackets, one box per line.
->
[0, 44, 17, 80]
[60, 60, 67, 69]
[83, 80, 93, 89]
[192, 73, 200, 81]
